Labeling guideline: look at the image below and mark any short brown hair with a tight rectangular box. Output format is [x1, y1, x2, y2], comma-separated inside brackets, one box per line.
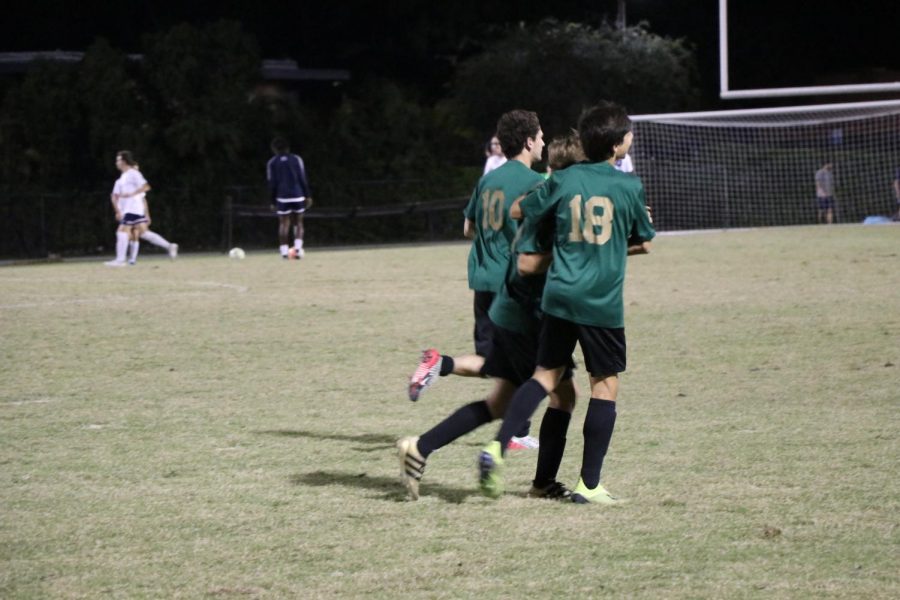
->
[547, 132, 586, 171]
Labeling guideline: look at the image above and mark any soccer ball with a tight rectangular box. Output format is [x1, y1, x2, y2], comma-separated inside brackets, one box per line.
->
[287, 247, 299, 260]
[228, 247, 246, 260]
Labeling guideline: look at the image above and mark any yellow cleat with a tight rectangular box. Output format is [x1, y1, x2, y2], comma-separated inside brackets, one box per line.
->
[478, 441, 505, 498]
[570, 478, 622, 505]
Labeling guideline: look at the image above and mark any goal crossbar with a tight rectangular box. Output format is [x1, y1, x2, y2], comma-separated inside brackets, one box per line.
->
[718, 0, 900, 99]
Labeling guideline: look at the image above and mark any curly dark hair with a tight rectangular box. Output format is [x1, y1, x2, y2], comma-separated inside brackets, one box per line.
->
[495, 110, 541, 159]
[578, 102, 632, 162]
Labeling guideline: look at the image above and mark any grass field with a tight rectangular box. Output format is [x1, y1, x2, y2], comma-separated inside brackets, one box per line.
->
[2, 225, 898, 599]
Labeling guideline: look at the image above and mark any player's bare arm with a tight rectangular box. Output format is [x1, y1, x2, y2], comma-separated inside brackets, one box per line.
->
[517, 251, 552, 275]
[110, 194, 121, 219]
[463, 218, 476, 239]
[627, 241, 652, 255]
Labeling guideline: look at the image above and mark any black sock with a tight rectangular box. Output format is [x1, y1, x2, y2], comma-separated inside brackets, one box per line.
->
[439, 355, 455, 376]
[495, 379, 547, 454]
[580, 398, 617, 489]
[417, 400, 492, 458]
[514, 420, 532, 438]
[532, 407, 571, 488]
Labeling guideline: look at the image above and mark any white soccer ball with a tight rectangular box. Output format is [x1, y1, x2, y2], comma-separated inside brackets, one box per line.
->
[228, 247, 246, 260]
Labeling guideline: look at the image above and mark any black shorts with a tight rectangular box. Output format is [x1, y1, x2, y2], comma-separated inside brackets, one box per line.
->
[275, 199, 307, 215]
[537, 314, 626, 377]
[473, 291, 495, 357]
[482, 322, 575, 387]
[816, 196, 834, 210]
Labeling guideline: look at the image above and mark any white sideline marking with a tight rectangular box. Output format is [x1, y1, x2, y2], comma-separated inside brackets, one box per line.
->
[186, 280, 249, 293]
[0, 280, 246, 309]
[2, 399, 53, 406]
[657, 228, 752, 237]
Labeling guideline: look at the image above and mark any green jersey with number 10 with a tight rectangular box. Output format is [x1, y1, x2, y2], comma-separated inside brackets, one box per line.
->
[519, 161, 655, 328]
[464, 160, 546, 292]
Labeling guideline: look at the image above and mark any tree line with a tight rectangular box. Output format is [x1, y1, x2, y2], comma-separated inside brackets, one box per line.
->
[0, 18, 699, 257]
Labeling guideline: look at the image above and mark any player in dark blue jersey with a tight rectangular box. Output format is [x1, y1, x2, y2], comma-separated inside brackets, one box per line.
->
[267, 137, 313, 259]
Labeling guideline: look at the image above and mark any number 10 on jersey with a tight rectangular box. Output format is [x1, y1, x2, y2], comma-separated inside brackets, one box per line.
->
[481, 190, 505, 232]
[569, 195, 614, 245]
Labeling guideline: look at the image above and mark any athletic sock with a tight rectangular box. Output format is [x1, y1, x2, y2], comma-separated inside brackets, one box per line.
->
[532, 407, 571, 488]
[140, 230, 171, 250]
[514, 420, 532, 438]
[495, 379, 548, 454]
[279, 244, 288, 256]
[294, 238, 303, 250]
[417, 400, 492, 458]
[439, 355, 455, 376]
[580, 398, 617, 489]
[129, 240, 140, 262]
[115, 231, 129, 262]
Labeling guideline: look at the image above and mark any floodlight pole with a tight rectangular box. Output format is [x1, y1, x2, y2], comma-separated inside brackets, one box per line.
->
[616, 0, 626, 30]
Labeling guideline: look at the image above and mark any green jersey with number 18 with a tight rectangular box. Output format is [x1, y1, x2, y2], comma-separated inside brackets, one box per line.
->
[519, 161, 656, 328]
[464, 160, 546, 293]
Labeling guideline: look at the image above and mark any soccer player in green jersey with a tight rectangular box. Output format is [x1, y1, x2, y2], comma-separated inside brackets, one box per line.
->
[407, 110, 547, 450]
[478, 102, 656, 504]
[397, 130, 591, 501]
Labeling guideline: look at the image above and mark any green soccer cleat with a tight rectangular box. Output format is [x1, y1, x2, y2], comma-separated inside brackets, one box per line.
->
[478, 441, 505, 499]
[396, 436, 426, 500]
[570, 478, 622, 505]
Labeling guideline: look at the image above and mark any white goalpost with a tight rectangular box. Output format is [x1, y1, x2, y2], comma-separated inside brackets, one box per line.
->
[718, 0, 900, 99]
[630, 100, 900, 230]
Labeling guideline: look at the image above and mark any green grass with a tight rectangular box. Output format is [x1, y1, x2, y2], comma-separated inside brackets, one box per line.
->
[1, 225, 898, 599]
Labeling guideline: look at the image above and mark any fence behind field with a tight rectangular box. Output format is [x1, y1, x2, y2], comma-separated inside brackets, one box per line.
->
[0, 180, 470, 259]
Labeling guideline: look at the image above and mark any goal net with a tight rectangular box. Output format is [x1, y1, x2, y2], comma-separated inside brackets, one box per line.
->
[630, 101, 900, 230]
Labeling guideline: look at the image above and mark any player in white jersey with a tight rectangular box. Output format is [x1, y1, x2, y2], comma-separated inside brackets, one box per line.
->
[105, 151, 178, 266]
[483, 136, 507, 174]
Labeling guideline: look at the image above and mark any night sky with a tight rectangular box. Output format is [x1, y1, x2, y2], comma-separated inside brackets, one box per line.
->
[2, 0, 898, 105]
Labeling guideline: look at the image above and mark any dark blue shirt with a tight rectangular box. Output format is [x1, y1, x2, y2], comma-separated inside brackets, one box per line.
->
[267, 153, 311, 199]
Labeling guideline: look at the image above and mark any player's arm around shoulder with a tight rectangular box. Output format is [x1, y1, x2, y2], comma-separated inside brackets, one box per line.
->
[510, 175, 550, 220]
[509, 195, 526, 220]
[518, 175, 559, 221]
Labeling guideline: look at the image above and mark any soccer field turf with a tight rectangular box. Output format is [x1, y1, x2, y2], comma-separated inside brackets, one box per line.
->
[2, 225, 898, 598]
